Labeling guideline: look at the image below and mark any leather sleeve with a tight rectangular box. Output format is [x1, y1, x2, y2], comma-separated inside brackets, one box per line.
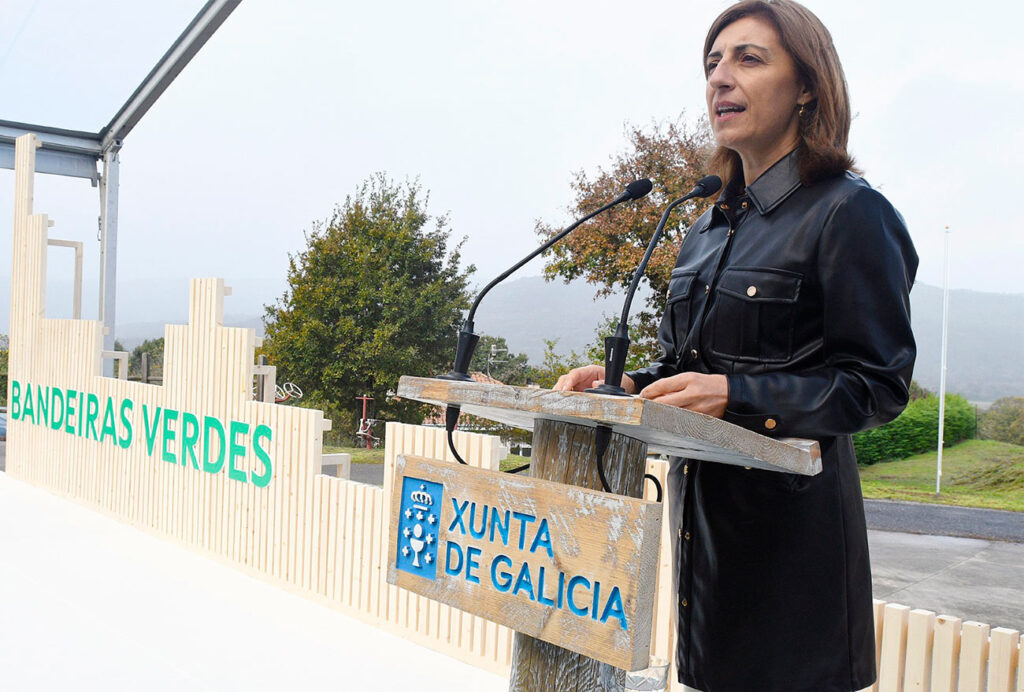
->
[724, 186, 919, 439]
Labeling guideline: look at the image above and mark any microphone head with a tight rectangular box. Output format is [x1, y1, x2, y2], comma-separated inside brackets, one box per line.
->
[624, 178, 654, 201]
[694, 175, 722, 198]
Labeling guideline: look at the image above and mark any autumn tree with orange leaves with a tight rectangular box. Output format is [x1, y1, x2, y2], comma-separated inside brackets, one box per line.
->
[537, 115, 716, 363]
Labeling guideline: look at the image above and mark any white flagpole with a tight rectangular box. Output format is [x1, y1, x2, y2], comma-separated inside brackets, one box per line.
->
[936, 226, 951, 495]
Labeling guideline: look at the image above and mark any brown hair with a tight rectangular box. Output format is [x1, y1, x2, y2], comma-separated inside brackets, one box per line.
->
[703, 0, 856, 186]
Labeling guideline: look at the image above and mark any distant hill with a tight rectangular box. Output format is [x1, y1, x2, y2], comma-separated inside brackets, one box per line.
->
[908, 284, 1024, 403]
[475, 277, 1024, 402]
[2, 274, 1021, 401]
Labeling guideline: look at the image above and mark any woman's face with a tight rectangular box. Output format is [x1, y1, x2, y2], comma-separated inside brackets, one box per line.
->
[705, 16, 810, 179]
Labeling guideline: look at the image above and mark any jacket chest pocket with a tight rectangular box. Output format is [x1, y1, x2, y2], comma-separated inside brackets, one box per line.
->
[710, 267, 803, 363]
[666, 268, 699, 353]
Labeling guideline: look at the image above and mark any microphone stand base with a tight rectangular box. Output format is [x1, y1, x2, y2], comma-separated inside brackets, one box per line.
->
[437, 371, 475, 382]
[585, 383, 632, 397]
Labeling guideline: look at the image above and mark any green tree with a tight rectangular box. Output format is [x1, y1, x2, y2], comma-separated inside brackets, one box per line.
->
[583, 315, 661, 373]
[262, 174, 473, 433]
[129, 338, 165, 381]
[469, 334, 530, 384]
[980, 397, 1024, 446]
[538, 115, 715, 358]
[526, 339, 585, 390]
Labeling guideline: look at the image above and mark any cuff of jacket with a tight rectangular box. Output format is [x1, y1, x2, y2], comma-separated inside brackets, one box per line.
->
[724, 373, 783, 436]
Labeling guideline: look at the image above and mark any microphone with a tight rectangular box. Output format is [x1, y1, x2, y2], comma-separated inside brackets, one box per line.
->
[587, 174, 722, 397]
[439, 178, 653, 382]
[437, 178, 652, 467]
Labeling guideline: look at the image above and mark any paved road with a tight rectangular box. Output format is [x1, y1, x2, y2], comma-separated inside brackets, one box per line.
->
[865, 498, 1024, 543]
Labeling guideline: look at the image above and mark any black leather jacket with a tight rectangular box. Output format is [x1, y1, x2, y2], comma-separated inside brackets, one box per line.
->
[628, 149, 918, 692]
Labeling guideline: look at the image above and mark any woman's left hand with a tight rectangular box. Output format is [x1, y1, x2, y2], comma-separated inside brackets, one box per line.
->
[638, 373, 729, 418]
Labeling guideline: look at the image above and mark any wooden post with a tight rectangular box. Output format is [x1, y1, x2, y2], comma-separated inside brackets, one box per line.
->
[256, 354, 267, 401]
[141, 352, 150, 384]
[509, 418, 648, 691]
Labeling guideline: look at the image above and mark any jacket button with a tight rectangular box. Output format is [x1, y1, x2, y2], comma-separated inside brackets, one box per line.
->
[747, 285, 757, 297]
[704, 284, 710, 294]
[684, 531, 691, 540]
[690, 348, 699, 359]
[741, 200, 749, 209]
[683, 464, 688, 475]
[681, 598, 689, 607]
[727, 229, 735, 237]
[765, 418, 777, 430]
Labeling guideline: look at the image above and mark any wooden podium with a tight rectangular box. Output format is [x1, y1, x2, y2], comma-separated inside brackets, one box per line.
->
[395, 376, 820, 690]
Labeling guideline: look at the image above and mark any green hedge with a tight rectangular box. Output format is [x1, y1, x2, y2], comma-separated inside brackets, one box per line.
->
[853, 394, 974, 465]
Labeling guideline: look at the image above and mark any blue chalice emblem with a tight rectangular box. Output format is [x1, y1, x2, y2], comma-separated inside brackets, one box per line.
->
[397, 477, 442, 579]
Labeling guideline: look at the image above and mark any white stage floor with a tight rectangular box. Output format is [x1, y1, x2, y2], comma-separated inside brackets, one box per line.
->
[0, 471, 507, 691]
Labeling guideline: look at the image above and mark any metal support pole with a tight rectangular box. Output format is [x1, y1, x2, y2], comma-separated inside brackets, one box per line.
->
[98, 145, 121, 376]
[936, 226, 951, 495]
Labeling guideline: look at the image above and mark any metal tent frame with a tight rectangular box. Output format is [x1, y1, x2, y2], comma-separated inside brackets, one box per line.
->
[0, 0, 242, 375]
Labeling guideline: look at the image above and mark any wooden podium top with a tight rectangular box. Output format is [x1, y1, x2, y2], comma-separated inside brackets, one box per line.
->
[398, 376, 821, 476]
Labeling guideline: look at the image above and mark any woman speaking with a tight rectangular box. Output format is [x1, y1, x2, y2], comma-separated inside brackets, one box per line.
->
[555, 1, 918, 690]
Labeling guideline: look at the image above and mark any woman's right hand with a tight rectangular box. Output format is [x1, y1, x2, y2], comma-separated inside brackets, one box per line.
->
[553, 365, 637, 394]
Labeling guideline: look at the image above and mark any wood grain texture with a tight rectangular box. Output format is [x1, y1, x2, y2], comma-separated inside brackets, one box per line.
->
[397, 376, 820, 475]
[987, 628, 1021, 692]
[902, 609, 934, 690]
[386, 451, 661, 672]
[879, 603, 909, 691]
[959, 621, 990, 692]
[510, 418, 650, 689]
[931, 615, 962, 692]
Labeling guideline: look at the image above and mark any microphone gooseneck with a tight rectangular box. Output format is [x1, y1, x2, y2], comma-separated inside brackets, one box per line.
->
[439, 178, 653, 384]
[439, 179, 653, 470]
[587, 175, 722, 397]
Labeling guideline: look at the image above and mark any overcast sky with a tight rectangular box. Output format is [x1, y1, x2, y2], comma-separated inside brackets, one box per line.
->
[1, 0, 1021, 330]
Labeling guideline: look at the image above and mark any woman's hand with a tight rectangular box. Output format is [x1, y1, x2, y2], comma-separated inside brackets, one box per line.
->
[638, 372, 728, 418]
[553, 365, 637, 394]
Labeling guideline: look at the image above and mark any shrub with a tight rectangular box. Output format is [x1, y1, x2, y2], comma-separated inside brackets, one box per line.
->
[979, 397, 1024, 446]
[853, 394, 974, 465]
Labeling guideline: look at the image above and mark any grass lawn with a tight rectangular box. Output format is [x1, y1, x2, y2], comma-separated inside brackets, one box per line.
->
[323, 445, 385, 464]
[859, 439, 1024, 512]
[324, 444, 533, 471]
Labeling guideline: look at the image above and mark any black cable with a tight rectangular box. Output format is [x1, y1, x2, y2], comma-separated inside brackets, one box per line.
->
[594, 425, 613, 493]
[644, 473, 663, 503]
[445, 406, 468, 465]
[506, 463, 531, 474]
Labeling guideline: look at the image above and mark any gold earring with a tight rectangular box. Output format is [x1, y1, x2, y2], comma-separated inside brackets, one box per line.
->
[798, 104, 806, 117]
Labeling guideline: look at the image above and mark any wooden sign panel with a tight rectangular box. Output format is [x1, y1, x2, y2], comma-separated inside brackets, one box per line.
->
[386, 455, 662, 671]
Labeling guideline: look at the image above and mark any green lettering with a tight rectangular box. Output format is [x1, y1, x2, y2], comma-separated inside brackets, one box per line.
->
[202, 416, 226, 473]
[180, 412, 200, 469]
[143, 405, 162, 456]
[10, 379, 21, 420]
[64, 389, 77, 434]
[23, 384, 34, 424]
[37, 385, 49, 427]
[162, 409, 179, 463]
[100, 398, 118, 443]
[251, 425, 273, 488]
[85, 394, 100, 441]
[228, 420, 249, 483]
[77, 391, 85, 436]
[118, 399, 133, 449]
[50, 387, 64, 430]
